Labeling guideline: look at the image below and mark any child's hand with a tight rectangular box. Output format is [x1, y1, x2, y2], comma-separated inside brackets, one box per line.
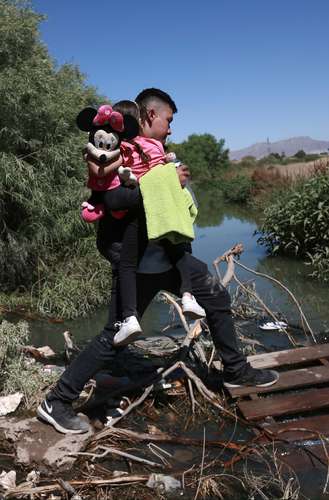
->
[165, 152, 177, 163]
[86, 154, 122, 177]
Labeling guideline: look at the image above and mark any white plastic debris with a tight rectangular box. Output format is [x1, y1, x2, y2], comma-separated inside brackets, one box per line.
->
[259, 321, 287, 330]
[0, 393, 23, 416]
[112, 471, 128, 478]
[26, 469, 40, 485]
[41, 365, 65, 376]
[146, 473, 181, 493]
[0, 470, 16, 490]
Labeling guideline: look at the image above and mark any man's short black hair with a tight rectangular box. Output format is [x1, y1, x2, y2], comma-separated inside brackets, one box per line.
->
[135, 88, 177, 114]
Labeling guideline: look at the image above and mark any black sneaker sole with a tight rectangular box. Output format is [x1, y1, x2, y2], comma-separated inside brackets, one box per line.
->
[37, 405, 90, 434]
[223, 370, 279, 389]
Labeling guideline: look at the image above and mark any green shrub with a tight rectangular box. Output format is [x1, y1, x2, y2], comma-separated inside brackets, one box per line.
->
[0, 1, 111, 317]
[0, 320, 56, 407]
[35, 242, 111, 319]
[221, 175, 254, 203]
[258, 170, 329, 280]
[0, 320, 29, 369]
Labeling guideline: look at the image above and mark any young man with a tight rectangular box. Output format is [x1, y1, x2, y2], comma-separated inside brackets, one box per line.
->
[37, 88, 278, 434]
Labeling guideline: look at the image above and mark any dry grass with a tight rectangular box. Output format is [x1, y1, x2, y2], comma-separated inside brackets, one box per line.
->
[272, 158, 329, 181]
[250, 158, 329, 197]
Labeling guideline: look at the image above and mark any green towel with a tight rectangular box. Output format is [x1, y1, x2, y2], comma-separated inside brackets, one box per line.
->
[139, 163, 198, 244]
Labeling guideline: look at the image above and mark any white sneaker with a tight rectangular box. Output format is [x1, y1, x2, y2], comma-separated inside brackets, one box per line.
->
[113, 316, 142, 347]
[181, 294, 206, 319]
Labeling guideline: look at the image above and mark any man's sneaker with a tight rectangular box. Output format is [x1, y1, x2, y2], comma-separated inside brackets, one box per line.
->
[223, 366, 279, 388]
[37, 397, 90, 434]
[113, 316, 142, 347]
[181, 294, 206, 319]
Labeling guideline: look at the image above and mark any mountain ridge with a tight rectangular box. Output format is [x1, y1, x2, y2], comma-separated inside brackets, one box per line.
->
[230, 136, 329, 160]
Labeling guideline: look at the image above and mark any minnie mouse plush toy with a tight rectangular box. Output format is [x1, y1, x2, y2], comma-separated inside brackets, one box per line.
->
[77, 104, 138, 223]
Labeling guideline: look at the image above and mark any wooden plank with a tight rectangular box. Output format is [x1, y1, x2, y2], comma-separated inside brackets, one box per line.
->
[228, 365, 329, 398]
[213, 343, 329, 372]
[246, 343, 329, 369]
[258, 414, 329, 442]
[238, 387, 329, 420]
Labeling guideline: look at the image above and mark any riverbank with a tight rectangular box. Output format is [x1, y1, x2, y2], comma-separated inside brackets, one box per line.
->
[2, 314, 328, 500]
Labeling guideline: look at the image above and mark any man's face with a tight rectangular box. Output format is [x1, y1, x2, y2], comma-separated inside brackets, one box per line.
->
[148, 103, 173, 144]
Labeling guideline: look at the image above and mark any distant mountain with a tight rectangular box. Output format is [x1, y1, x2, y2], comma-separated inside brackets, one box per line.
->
[230, 136, 329, 160]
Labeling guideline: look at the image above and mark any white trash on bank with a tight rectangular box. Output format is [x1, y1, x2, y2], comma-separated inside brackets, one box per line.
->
[0, 392, 23, 416]
[259, 321, 288, 330]
[146, 473, 181, 493]
[0, 470, 16, 490]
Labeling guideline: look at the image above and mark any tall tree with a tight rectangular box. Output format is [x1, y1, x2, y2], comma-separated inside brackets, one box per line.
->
[0, 0, 104, 293]
[169, 134, 230, 180]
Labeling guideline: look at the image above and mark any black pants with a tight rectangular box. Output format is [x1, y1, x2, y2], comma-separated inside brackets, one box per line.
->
[91, 186, 146, 318]
[51, 254, 248, 402]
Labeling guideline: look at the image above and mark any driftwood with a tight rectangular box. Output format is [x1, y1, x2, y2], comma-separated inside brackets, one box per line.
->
[4, 475, 150, 499]
[213, 243, 244, 286]
[72, 445, 165, 468]
[90, 426, 245, 451]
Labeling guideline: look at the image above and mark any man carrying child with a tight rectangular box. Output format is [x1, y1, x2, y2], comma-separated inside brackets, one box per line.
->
[37, 88, 278, 434]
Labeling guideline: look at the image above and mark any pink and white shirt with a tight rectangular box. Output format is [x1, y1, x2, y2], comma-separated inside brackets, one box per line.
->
[121, 136, 166, 181]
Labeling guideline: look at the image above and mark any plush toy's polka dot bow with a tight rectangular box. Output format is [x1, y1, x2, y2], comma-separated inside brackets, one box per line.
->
[93, 105, 124, 132]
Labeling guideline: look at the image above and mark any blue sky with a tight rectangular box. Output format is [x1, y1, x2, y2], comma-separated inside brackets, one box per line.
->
[32, 0, 328, 150]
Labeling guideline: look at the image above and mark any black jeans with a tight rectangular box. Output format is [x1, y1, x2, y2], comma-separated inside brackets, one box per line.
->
[92, 186, 146, 318]
[51, 254, 247, 402]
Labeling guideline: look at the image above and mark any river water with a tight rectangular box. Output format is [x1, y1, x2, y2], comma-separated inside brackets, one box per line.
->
[29, 192, 329, 350]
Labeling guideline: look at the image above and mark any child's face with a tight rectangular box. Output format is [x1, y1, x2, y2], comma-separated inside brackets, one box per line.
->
[150, 104, 173, 144]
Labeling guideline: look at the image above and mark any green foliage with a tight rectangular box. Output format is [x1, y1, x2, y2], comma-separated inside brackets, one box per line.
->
[0, 319, 56, 407]
[0, 319, 28, 369]
[0, 0, 112, 316]
[258, 170, 329, 281]
[36, 244, 112, 319]
[294, 149, 306, 159]
[257, 153, 285, 166]
[169, 134, 230, 181]
[238, 156, 257, 168]
[221, 175, 254, 203]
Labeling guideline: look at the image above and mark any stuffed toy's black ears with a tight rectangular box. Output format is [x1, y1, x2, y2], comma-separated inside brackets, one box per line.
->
[76, 107, 97, 131]
[122, 115, 140, 140]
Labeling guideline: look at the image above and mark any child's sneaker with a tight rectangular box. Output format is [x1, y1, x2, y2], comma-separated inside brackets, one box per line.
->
[113, 316, 143, 347]
[181, 294, 206, 319]
[81, 201, 105, 223]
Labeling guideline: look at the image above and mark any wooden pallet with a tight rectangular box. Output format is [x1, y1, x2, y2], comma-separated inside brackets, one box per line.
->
[223, 343, 329, 442]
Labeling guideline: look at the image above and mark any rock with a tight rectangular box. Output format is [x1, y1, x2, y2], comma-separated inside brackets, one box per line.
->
[0, 470, 16, 490]
[0, 393, 23, 416]
[23, 345, 55, 360]
[0, 416, 93, 472]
